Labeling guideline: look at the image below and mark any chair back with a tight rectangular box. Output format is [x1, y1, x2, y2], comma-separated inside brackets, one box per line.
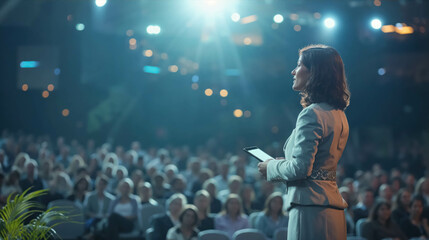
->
[355, 218, 367, 237]
[140, 204, 164, 233]
[248, 212, 261, 228]
[274, 227, 287, 240]
[233, 228, 266, 240]
[198, 229, 230, 240]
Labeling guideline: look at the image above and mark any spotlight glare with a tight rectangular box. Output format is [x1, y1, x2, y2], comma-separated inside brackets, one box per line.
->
[231, 13, 240, 22]
[273, 14, 284, 24]
[95, 0, 107, 7]
[371, 19, 382, 29]
[146, 25, 161, 35]
[324, 18, 336, 29]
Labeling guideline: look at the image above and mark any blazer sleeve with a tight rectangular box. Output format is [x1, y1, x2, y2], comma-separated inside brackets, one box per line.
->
[267, 107, 323, 182]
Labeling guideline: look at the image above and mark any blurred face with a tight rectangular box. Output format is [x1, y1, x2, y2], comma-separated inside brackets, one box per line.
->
[139, 186, 152, 200]
[270, 197, 283, 214]
[400, 191, 411, 207]
[227, 198, 240, 216]
[363, 191, 374, 207]
[117, 170, 124, 179]
[195, 195, 209, 211]
[119, 182, 131, 196]
[291, 55, 310, 91]
[410, 200, 423, 217]
[422, 180, 429, 194]
[96, 180, 107, 192]
[169, 198, 183, 216]
[377, 204, 391, 222]
[182, 210, 197, 227]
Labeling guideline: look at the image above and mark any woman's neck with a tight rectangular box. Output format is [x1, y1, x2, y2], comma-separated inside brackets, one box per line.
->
[180, 225, 193, 237]
[377, 218, 387, 226]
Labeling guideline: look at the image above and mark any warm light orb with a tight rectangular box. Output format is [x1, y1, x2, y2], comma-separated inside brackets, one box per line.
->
[233, 109, 243, 118]
[22, 84, 28, 91]
[42, 91, 49, 98]
[62, 109, 70, 117]
[205, 88, 213, 96]
[144, 50, 153, 57]
[47, 84, 55, 91]
[220, 89, 228, 97]
[169, 65, 179, 72]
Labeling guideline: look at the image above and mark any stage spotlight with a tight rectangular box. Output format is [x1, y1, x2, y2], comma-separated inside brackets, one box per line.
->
[273, 14, 284, 24]
[192, 0, 224, 15]
[95, 0, 107, 7]
[231, 13, 240, 22]
[76, 23, 85, 31]
[371, 19, 382, 29]
[324, 18, 336, 29]
[146, 25, 161, 35]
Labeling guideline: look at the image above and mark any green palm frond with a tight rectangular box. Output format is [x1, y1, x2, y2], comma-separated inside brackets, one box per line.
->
[0, 187, 72, 240]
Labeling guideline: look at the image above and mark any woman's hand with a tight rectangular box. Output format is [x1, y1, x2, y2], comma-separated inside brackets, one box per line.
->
[258, 159, 272, 179]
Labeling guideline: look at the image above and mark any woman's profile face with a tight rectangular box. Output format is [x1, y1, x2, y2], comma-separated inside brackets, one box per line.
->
[291, 55, 310, 91]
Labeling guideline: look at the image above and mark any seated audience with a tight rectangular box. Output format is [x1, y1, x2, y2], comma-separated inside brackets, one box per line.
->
[361, 201, 407, 240]
[167, 204, 200, 240]
[104, 178, 140, 240]
[193, 190, 214, 231]
[255, 192, 288, 239]
[151, 193, 187, 240]
[399, 195, 429, 239]
[214, 193, 249, 238]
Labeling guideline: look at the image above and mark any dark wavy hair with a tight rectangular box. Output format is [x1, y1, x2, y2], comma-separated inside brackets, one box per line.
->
[298, 44, 350, 110]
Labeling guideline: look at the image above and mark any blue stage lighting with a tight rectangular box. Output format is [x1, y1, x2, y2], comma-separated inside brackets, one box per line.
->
[192, 75, 199, 83]
[143, 66, 161, 74]
[20, 61, 40, 68]
[76, 23, 85, 31]
[225, 69, 240, 76]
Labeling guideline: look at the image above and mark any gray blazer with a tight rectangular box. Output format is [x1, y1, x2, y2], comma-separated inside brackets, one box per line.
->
[83, 190, 115, 218]
[267, 102, 348, 210]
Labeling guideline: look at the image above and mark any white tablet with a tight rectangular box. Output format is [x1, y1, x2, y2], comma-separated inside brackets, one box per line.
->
[243, 146, 274, 162]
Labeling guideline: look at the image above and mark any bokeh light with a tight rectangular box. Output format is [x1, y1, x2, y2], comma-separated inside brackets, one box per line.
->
[243, 37, 252, 45]
[146, 25, 161, 35]
[294, 25, 302, 32]
[129, 38, 137, 45]
[220, 89, 228, 97]
[273, 14, 284, 23]
[169, 65, 179, 72]
[371, 19, 382, 29]
[75, 23, 85, 31]
[378, 68, 386, 75]
[95, 0, 107, 7]
[324, 18, 336, 28]
[244, 110, 251, 118]
[231, 13, 240, 22]
[233, 109, 243, 118]
[22, 84, 28, 91]
[191, 83, 199, 90]
[144, 49, 153, 57]
[42, 91, 49, 98]
[62, 109, 70, 117]
[205, 88, 213, 96]
[47, 84, 54, 91]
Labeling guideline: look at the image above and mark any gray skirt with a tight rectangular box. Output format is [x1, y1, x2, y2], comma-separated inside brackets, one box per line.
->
[287, 205, 347, 240]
